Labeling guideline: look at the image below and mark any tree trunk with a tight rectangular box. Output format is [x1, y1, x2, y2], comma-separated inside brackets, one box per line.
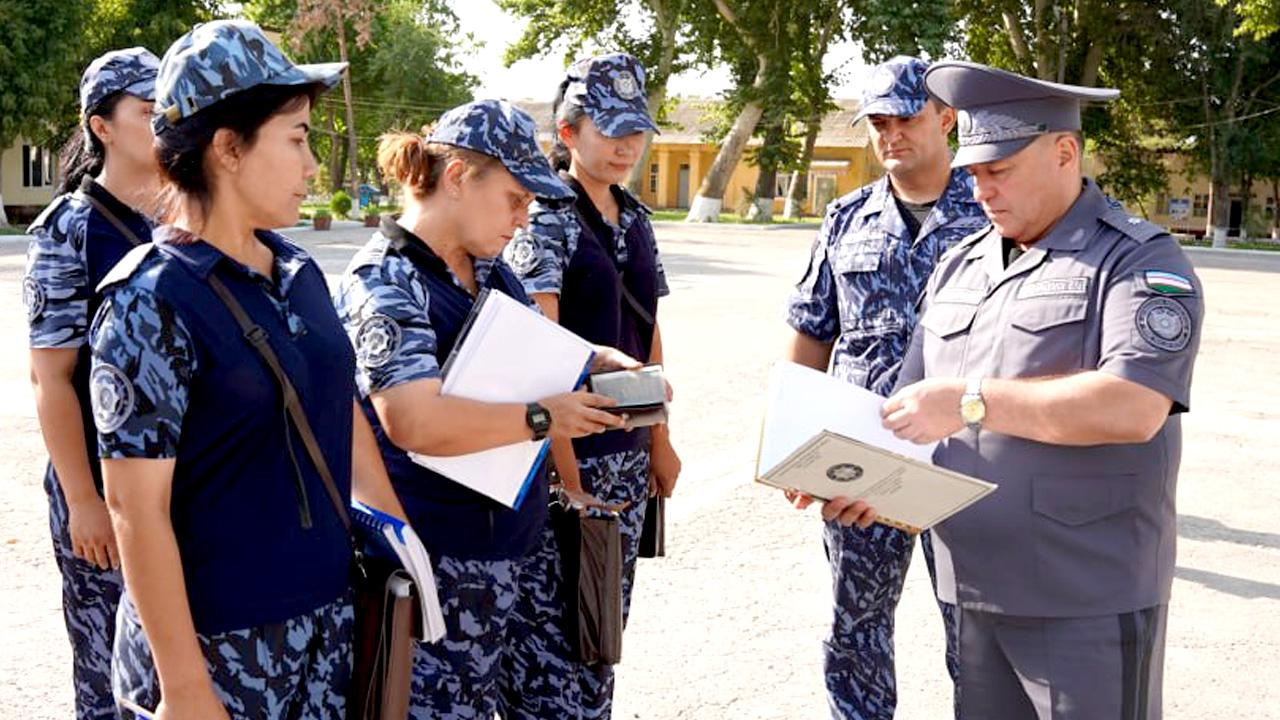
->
[746, 123, 785, 222]
[0, 165, 8, 227]
[688, 0, 771, 222]
[685, 100, 764, 222]
[785, 113, 821, 219]
[1271, 178, 1279, 240]
[335, 20, 360, 200]
[327, 104, 342, 192]
[627, 0, 679, 193]
[1240, 174, 1253, 241]
[1207, 151, 1231, 247]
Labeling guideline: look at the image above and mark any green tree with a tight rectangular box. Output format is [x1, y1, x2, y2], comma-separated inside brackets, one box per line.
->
[0, 1, 90, 225]
[247, 0, 477, 193]
[1223, 0, 1280, 37]
[496, 0, 696, 191]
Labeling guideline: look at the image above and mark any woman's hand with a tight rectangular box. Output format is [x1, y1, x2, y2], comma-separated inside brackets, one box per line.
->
[649, 427, 681, 498]
[67, 495, 120, 570]
[155, 682, 231, 720]
[539, 391, 625, 439]
[590, 346, 642, 373]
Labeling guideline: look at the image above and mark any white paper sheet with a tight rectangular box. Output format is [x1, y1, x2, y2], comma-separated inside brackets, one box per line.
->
[409, 290, 595, 508]
[757, 361, 935, 476]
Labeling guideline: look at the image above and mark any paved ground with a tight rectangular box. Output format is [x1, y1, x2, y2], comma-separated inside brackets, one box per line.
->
[1, 221, 1277, 718]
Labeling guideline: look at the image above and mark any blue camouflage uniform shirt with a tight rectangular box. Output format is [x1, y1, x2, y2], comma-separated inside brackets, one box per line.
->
[507, 190, 669, 298]
[334, 221, 550, 561]
[786, 167, 988, 396]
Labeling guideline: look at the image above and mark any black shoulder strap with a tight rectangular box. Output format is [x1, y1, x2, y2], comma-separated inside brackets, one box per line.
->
[79, 190, 145, 248]
[205, 274, 352, 536]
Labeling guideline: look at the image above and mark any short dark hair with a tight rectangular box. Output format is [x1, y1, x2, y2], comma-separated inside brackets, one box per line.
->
[155, 83, 321, 223]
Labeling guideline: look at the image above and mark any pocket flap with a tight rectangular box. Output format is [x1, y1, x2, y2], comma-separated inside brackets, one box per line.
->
[920, 302, 978, 339]
[1010, 298, 1089, 333]
[834, 236, 886, 273]
[1032, 473, 1138, 526]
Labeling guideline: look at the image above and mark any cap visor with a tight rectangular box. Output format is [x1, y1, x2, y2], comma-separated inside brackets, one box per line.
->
[124, 78, 157, 102]
[951, 136, 1037, 168]
[511, 162, 576, 201]
[272, 62, 349, 92]
[583, 103, 660, 138]
[853, 98, 924, 124]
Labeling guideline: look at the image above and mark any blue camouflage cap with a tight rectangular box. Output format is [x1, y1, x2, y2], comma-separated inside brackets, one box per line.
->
[153, 20, 346, 135]
[853, 56, 931, 124]
[80, 47, 160, 116]
[923, 60, 1119, 167]
[429, 99, 574, 201]
[563, 53, 659, 138]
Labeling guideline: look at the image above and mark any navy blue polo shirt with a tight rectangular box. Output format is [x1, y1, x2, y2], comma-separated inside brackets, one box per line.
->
[25, 177, 153, 493]
[333, 218, 549, 561]
[89, 226, 355, 635]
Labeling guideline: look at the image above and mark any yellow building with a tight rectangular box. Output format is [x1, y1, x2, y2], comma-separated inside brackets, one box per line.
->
[1, 138, 59, 225]
[521, 97, 880, 216]
[1126, 156, 1277, 238]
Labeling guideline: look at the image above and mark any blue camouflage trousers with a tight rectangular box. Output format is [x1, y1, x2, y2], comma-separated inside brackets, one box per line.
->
[411, 551, 569, 719]
[824, 521, 959, 720]
[499, 449, 651, 720]
[44, 465, 123, 720]
[499, 525, 582, 719]
[112, 593, 354, 719]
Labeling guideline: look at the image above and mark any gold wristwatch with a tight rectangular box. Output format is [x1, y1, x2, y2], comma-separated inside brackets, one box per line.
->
[960, 377, 986, 430]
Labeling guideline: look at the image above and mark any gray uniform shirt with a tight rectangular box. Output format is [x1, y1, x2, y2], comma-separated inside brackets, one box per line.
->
[897, 179, 1203, 617]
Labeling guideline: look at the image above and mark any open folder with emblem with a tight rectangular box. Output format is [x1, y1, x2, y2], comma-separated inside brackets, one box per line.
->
[756, 362, 996, 534]
[408, 289, 596, 508]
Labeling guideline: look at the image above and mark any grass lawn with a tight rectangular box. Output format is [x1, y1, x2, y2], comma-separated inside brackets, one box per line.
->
[1178, 236, 1280, 251]
[0, 226, 28, 236]
[650, 209, 822, 225]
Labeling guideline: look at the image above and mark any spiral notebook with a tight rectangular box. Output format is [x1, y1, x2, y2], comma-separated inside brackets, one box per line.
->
[352, 501, 446, 642]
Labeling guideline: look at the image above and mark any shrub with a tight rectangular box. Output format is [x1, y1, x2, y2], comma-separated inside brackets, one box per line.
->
[330, 190, 353, 219]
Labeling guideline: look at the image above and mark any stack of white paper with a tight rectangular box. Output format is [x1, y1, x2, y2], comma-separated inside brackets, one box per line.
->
[409, 290, 596, 507]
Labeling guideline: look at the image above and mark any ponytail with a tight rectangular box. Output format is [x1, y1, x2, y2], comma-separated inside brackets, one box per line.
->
[548, 79, 586, 173]
[377, 125, 501, 197]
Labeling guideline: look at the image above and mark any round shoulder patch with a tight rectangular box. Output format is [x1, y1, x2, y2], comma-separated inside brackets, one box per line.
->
[507, 234, 539, 275]
[613, 71, 640, 100]
[1135, 296, 1192, 352]
[356, 314, 402, 369]
[22, 276, 46, 322]
[90, 364, 136, 434]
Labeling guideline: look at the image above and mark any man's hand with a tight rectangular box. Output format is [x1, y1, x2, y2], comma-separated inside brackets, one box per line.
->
[784, 489, 878, 529]
[881, 377, 967, 444]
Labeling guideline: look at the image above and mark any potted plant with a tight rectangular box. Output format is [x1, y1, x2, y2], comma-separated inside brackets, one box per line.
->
[313, 207, 332, 231]
[330, 190, 353, 220]
[363, 203, 382, 228]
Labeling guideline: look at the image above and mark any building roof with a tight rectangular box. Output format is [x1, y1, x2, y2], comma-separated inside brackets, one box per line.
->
[514, 97, 868, 149]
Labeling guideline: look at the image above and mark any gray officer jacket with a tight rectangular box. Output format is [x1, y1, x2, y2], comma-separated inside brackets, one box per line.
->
[897, 179, 1203, 618]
